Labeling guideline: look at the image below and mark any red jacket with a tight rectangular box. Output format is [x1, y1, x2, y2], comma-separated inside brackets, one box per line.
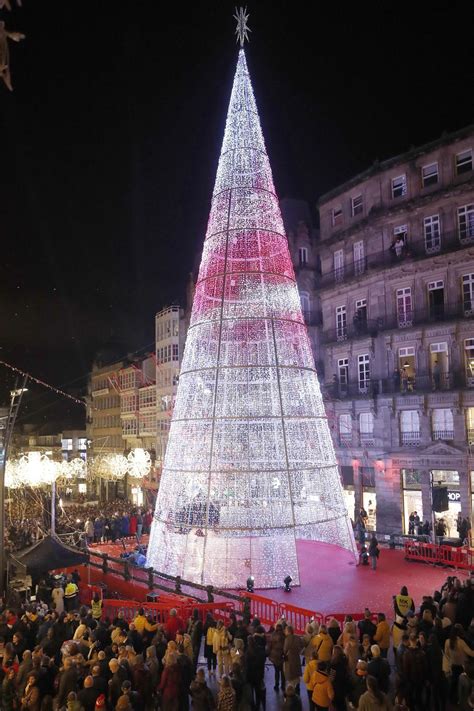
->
[129, 515, 137, 535]
[159, 664, 181, 700]
[166, 615, 184, 641]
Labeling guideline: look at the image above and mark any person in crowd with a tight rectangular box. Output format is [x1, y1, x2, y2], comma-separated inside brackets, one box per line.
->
[367, 645, 390, 694]
[217, 675, 235, 711]
[373, 613, 390, 659]
[212, 621, 232, 677]
[368, 534, 379, 571]
[190, 668, 216, 710]
[268, 621, 285, 692]
[357, 609, 376, 643]
[283, 625, 303, 693]
[310, 660, 334, 711]
[358, 675, 391, 711]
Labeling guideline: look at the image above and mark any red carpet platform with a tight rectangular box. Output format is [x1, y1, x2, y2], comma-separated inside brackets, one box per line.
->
[83, 538, 465, 618]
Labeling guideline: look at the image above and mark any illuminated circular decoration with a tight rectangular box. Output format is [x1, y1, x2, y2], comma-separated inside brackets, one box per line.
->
[17, 452, 57, 486]
[5, 460, 21, 489]
[89, 454, 128, 482]
[127, 448, 151, 480]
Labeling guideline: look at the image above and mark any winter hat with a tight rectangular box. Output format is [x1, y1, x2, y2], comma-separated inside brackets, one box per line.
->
[94, 695, 106, 709]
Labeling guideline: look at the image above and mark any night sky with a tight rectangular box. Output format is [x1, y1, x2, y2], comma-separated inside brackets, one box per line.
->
[0, 0, 472, 427]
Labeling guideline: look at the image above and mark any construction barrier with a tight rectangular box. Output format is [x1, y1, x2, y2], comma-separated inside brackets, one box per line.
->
[238, 593, 280, 628]
[404, 540, 474, 570]
[279, 602, 323, 633]
[101, 598, 236, 624]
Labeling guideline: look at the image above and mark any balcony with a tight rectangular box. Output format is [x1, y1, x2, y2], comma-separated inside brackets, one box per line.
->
[360, 433, 375, 447]
[401, 431, 421, 446]
[318, 228, 474, 289]
[432, 429, 454, 441]
[320, 301, 474, 344]
[339, 433, 352, 446]
[324, 370, 468, 400]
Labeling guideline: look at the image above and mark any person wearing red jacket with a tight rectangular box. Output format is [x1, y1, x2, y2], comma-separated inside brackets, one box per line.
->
[166, 609, 185, 641]
[129, 513, 137, 537]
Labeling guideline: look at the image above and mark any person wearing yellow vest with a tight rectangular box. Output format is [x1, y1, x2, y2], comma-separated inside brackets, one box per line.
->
[394, 586, 415, 618]
[64, 576, 79, 611]
[133, 608, 147, 635]
[91, 593, 103, 621]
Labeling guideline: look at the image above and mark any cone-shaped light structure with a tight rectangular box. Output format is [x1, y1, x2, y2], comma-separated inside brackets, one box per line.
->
[147, 49, 357, 588]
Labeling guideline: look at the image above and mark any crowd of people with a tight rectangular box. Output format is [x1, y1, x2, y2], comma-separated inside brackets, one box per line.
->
[0, 572, 472, 710]
[4, 500, 155, 555]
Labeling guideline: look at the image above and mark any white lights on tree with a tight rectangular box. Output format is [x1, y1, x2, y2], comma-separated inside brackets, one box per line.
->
[127, 448, 151, 480]
[146, 48, 357, 588]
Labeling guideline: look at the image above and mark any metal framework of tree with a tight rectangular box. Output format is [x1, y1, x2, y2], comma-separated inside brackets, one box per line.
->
[146, 47, 357, 588]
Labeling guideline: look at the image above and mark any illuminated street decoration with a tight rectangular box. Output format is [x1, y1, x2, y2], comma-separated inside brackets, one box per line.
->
[89, 454, 128, 482]
[127, 447, 151, 480]
[17, 451, 57, 486]
[147, 48, 357, 588]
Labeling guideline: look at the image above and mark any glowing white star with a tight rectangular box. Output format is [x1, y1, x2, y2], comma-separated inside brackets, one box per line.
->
[234, 6, 251, 47]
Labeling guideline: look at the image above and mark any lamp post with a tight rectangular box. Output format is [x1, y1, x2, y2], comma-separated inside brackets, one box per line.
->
[0, 376, 28, 597]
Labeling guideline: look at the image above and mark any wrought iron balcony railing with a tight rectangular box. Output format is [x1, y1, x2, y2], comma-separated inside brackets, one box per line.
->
[317, 228, 474, 289]
[320, 301, 474, 344]
[324, 370, 469, 400]
[432, 429, 455, 441]
[401, 431, 421, 446]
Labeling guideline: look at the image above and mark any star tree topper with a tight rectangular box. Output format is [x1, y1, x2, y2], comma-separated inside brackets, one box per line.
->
[234, 6, 250, 47]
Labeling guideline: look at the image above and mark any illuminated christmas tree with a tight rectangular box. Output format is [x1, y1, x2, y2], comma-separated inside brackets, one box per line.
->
[147, 22, 356, 588]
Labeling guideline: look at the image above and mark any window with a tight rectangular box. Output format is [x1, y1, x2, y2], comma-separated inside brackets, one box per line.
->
[422, 162, 439, 187]
[456, 149, 473, 175]
[428, 280, 445, 319]
[332, 206, 343, 226]
[172, 344, 179, 361]
[359, 412, 374, 443]
[424, 214, 441, 253]
[334, 249, 344, 282]
[432, 408, 454, 440]
[336, 305, 347, 341]
[397, 287, 413, 327]
[465, 339, 474, 387]
[358, 354, 370, 393]
[354, 298, 367, 334]
[462, 274, 474, 315]
[339, 414, 352, 443]
[353, 241, 365, 275]
[120, 370, 139, 390]
[394, 224, 408, 240]
[121, 393, 137, 413]
[61, 438, 73, 451]
[337, 358, 349, 390]
[466, 407, 474, 442]
[78, 438, 87, 450]
[139, 387, 156, 409]
[351, 195, 363, 216]
[400, 410, 420, 445]
[391, 174, 407, 199]
[299, 291, 310, 319]
[122, 417, 138, 436]
[458, 204, 474, 242]
[139, 413, 157, 435]
[298, 247, 308, 266]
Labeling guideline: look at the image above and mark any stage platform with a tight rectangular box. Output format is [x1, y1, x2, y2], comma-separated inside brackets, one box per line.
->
[86, 537, 465, 617]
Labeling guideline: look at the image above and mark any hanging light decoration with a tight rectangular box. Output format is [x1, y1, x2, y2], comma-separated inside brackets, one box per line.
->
[89, 453, 128, 482]
[16, 451, 57, 487]
[127, 448, 151, 480]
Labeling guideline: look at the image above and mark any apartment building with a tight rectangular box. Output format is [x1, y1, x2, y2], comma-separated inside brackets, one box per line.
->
[155, 305, 188, 467]
[313, 124, 474, 536]
[87, 359, 126, 457]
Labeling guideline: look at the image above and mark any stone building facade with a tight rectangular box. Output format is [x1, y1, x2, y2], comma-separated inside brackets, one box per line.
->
[312, 124, 474, 537]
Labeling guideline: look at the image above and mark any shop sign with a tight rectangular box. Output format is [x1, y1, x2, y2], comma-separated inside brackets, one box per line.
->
[447, 490, 461, 502]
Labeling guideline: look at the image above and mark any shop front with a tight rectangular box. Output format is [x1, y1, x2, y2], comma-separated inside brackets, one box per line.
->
[361, 466, 376, 530]
[401, 469, 423, 534]
[340, 465, 355, 523]
[431, 469, 461, 538]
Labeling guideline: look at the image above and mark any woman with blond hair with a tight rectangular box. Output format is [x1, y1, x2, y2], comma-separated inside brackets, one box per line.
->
[213, 621, 232, 677]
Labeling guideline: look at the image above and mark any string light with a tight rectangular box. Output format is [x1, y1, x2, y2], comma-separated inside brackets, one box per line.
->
[147, 49, 357, 588]
[0, 359, 85, 407]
